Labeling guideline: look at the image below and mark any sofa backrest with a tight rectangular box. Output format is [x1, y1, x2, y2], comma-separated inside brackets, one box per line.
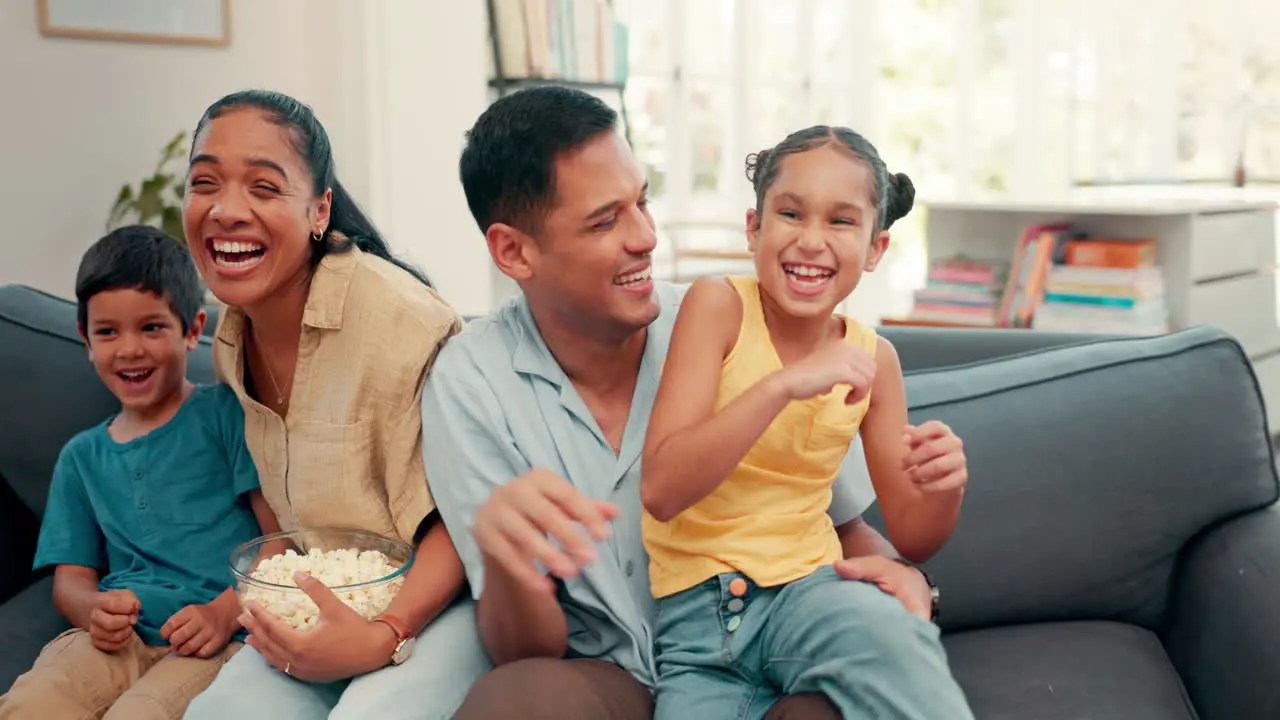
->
[0, 284, 218, 519]
[870, 326, 1279, 633]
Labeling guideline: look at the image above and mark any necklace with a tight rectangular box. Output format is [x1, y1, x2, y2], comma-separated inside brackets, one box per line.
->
[251, 330, 290, 406]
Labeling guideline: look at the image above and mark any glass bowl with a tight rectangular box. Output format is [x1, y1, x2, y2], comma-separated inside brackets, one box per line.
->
[230, 528, 414, 631]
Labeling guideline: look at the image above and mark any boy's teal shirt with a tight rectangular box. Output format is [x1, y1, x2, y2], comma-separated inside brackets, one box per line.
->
[34, 383, 261, 646]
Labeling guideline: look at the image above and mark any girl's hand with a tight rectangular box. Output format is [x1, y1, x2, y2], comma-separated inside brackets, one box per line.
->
[240, 572, 400, 683]
[779, 340, 877, 403]
[903, 421, 968, 493]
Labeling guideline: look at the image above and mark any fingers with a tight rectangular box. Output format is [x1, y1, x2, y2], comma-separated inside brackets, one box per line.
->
[177, 625, 213, 657]
[919, 467, 968, 493]
[160, 605, 194, 640]
[90, 607, 134, 633]
[91, 633, 131, 653]
[166, 617, 202, 651]
[835, 557, 932, 621]
[90, 623, 134, 651]
[101, 590, 141, 616]
[246, 633, 290, 671]
[195, 635, 225, 659]
[538, 473, 614, 542]
[478, 527, 556, 595]
[905, 419, 950, 441]
[241, 604, 292, 667]
[479, 496, 576, 584]
[902, 428, 962, 471]
[243, 601, 300, 656]
[293, 572, 350, 616]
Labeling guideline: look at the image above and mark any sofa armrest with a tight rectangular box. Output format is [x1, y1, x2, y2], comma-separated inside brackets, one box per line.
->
[1163, 503, 1280, 720]
[0, 475, 40, 603]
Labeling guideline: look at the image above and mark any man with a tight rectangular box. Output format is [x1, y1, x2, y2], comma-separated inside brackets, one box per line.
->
[422, 86, 971, 719]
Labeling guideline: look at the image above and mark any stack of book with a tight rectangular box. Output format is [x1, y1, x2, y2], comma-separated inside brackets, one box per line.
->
[905, 256, 1007, 326]
[1032, 239, 1170, 335]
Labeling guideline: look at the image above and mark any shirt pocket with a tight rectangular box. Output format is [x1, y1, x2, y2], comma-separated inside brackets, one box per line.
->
[285, 418, 380, 529]
[803, 399, 865, 470]
[156, 473, 235, 530]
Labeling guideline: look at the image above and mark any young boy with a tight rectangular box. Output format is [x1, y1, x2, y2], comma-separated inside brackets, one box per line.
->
[0, 225, 272, 720]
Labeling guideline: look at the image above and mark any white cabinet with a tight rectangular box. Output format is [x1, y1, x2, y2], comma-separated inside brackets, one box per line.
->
[924, 198, 1280, 424]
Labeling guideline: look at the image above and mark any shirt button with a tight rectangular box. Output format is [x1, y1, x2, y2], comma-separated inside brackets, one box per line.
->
[727, 598, 745, 613]
[134, 471, 142, 480]
[136, 500, 147, 510]
[625, 560, 634, 577]
[727, 615, 742, 632]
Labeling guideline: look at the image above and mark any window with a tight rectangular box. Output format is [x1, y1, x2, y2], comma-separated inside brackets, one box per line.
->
[613, 0, 1280, 321]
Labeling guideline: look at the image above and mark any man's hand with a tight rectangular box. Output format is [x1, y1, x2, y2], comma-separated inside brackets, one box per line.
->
[903, 420, 968, 492]
[473, 468, 618, 595]
[161, 594, 239, 658]
[88, 589, 140, 652]
[834, 555, 933, 621]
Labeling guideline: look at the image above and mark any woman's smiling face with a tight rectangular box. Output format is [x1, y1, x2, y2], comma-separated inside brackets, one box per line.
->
[182, 108, 331, 310]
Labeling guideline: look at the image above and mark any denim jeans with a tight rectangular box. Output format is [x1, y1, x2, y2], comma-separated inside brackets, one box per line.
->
[182, 598, 490, 720]
[652, 566, 974, 720]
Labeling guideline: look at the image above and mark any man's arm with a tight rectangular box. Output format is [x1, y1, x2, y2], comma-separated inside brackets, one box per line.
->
[836, 515, 898, 558]
[420, 350, 568, 664]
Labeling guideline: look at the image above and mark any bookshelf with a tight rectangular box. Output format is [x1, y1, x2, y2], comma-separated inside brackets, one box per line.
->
[485, 0, 631, 142]
[920, 197, 1280, 418]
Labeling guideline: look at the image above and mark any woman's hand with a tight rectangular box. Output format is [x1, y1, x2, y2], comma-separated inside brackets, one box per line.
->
[240, 572, 398, 683]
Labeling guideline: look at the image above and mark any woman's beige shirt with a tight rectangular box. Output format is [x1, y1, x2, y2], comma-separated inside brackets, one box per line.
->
[213, 247, 462, 543]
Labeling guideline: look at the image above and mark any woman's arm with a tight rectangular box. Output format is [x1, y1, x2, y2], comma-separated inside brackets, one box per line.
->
[379, 519, 467, 635]
[860, 338, 964, 562]
[641, 277, 794, 521]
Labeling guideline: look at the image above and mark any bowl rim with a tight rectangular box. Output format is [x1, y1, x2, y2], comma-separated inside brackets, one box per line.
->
[229, 528, 415, 592]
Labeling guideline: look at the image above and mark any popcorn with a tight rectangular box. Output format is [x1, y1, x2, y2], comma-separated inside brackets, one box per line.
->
[239, 547, 404, 631]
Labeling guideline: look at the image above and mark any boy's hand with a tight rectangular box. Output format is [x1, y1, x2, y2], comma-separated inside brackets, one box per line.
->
[161, 599, 237, 658]
[780, 340, 876, 404]
[88, 589, 140, 653]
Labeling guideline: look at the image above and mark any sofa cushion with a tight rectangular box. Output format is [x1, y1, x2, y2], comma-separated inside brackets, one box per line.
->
[0, 574, 67, 692]
[0, 285, 217, 518]
[945, 621, 1196, 720]
[869, 326, 1279, 632]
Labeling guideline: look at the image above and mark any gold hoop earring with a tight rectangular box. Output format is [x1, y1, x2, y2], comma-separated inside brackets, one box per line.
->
[311, 231, 323, 242]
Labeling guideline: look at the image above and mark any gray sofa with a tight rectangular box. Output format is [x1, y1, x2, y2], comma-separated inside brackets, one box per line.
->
[1, 282, 1277, 719]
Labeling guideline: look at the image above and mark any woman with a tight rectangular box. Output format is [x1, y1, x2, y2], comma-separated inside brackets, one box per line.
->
[181, 90, 490, 719]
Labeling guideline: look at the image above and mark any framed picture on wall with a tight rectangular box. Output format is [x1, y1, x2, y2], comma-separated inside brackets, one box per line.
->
[37, 0, 230, 46]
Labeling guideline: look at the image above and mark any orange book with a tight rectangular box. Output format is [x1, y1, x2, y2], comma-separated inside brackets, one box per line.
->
[1065, 239, 1156, 269]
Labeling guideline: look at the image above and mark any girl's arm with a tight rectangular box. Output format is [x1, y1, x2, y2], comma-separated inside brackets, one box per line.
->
[641, 277, 795, 522]
[860, 338, 964, 562]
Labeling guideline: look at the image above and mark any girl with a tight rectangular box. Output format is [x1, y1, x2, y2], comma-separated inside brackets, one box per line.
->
[640, 126, 973, 719]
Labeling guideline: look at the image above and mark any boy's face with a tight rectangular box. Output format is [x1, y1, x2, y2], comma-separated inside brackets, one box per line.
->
[81, 288, 205, 414]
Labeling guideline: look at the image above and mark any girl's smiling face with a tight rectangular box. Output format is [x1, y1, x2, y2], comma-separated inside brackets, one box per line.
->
[747, 142, 889, 319]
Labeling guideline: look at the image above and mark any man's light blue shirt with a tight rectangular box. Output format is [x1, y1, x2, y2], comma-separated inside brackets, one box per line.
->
[421, 281, 876, 688]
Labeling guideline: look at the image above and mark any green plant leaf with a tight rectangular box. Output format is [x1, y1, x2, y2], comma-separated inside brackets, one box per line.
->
[162, 206, 185, 244]
[108, 184, 135, 228]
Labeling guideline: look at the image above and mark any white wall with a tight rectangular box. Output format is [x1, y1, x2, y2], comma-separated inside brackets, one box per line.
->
[0, 0, 495, 316]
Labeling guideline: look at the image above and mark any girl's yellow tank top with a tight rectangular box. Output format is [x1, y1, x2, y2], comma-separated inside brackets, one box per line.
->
[643, 275, 880, 598]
